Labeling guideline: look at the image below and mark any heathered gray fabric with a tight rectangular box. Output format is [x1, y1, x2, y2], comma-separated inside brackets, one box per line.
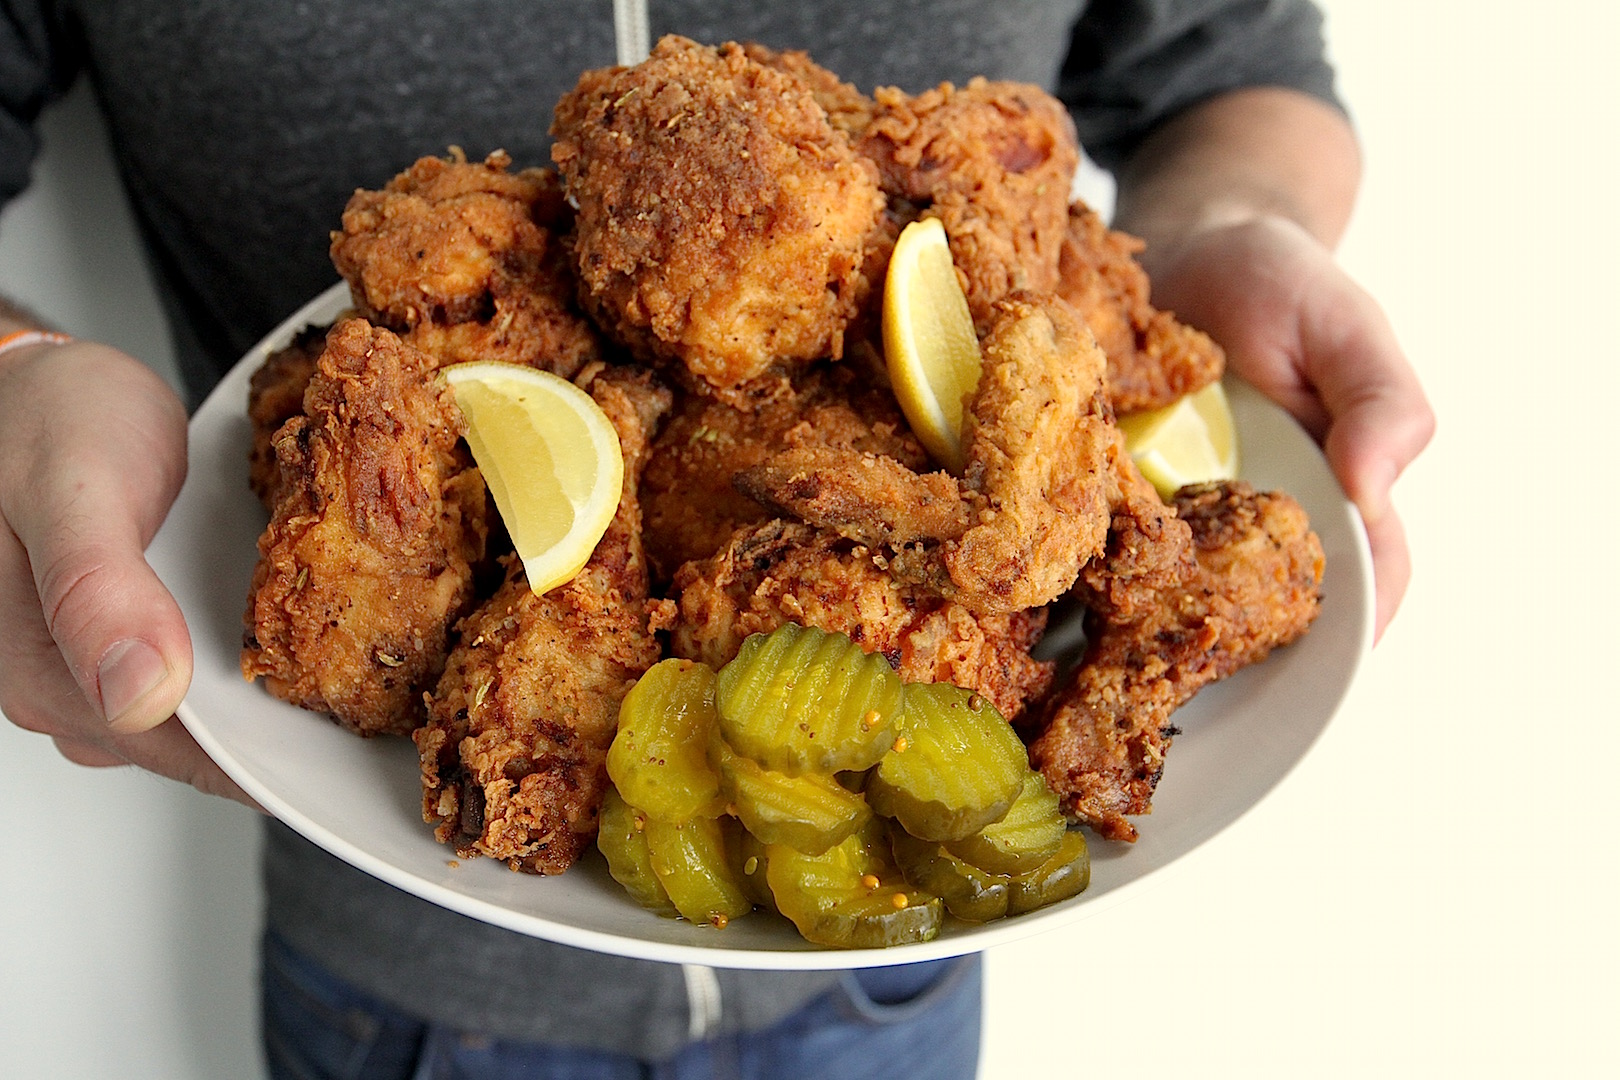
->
[1, 0, 1340, 1056]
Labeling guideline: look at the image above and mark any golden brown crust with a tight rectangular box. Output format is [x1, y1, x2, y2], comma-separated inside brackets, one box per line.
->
[1056, 202, 1225, 414]
[1029, 481, 1325, 841]
[241, 319, 488, 735]
[415, 367, 672, 873]
[551, 36, 887, 390]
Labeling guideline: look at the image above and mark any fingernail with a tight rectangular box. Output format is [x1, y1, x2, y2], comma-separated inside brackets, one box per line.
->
[98, 639, 172, 732]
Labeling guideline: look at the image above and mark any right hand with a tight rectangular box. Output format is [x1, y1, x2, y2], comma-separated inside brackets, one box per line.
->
[0, 336, 258, 807]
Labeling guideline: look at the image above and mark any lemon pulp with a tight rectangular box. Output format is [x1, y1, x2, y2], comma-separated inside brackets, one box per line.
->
[882, 218, 981, 474]
[1116, 380, 1239, 499]
[440, 362, 623, 594]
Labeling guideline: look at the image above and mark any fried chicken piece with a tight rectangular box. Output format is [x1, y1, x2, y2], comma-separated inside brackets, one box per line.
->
[248, 323, 330, 509]
[639, 363, 929, 580]
[1028, 481, 1325, 841]
[737, 293, 1115, 616]
[550, 36, 887, 390]
[415, 366, 672, 874]
[857, 78, 1079, 332]
[741, 42, 876, 138]
[241, 319, 488, 736]
[1056, 202, 1225, 414]
[652, 519, 1053, 723]
[330, 149, 599, 378]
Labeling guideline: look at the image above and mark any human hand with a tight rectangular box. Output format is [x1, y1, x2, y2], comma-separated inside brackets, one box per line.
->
[0, 336, 258, 807]
[1138, 215, 1434, 641]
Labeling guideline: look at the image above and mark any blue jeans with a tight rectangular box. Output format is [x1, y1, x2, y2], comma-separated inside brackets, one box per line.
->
[261, 930, 983, 1080]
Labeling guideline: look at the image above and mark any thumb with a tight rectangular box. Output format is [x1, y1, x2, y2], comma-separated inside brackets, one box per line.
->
[5, 349, 193, 734]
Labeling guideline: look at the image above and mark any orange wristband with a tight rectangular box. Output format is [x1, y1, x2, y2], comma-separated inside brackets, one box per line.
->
[0, 328, 73, 359]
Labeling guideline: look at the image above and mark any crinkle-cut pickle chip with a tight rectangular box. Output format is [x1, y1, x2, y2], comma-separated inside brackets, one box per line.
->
[867, 682, 1027, 842]
[890, 827, 1010, 923]
[723, 817, 777, 913]
[765, 823, 942, 949]
[608, 659, 724, 824]
[944, 771, 1067, 876]
[709, 729, 873, 855]
[1006, 830, 1090, 915]
[597, 788, 678, 918]
[643, 815, 753, 929]
[714, 623, 904, 777]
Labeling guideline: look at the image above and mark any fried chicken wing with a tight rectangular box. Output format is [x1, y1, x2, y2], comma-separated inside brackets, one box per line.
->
[857, 78, 1079, 332]
[652, 519, 1053, 723]
[550, 36, 887, 390]
[415, 366, 672, 873]
[241, 319, 488, 735]
[1029, 481, 1325, 841]
[330, 149, 600, 378]
[737, 293, 1115, 616]
[1056, 202, 1225, 414]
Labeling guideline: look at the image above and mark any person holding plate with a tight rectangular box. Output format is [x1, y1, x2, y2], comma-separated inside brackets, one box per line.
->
[0, 2, 1432, 1077]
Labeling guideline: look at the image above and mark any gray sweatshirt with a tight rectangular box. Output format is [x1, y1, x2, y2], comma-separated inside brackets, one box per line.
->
[1, 0, 1339, 1058]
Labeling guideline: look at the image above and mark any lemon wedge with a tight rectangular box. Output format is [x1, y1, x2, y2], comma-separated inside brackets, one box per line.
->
[882, 217, 981, 474]
[1116, 380, 1239, 500]
[440, 362, 623, 595]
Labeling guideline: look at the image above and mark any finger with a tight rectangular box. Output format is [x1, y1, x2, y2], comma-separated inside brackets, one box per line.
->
[101, 716, 266, 810]
[2, 353, 193, 735]
[1304, 283, 1436, 524]
[1362, 504, 1412, 644]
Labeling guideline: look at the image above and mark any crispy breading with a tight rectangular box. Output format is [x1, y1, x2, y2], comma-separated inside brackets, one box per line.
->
[330, 149, 599, 377]
[247, 323, 330, 509]
[652, 519, 1053, 723]
[241, 319, 488, 735]
[1056, 202, 1225, 414]
[639, 364, 929, 580]
[415, 367, 671, 873]
[736, 293, 1115, 616]
[857, 78, 1079, 332]
[1029, 481, 1325, 841]
[551, 36, 887, 390]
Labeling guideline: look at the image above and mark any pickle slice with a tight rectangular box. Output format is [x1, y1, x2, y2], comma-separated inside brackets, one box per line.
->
[644, 815, 754, 929]
[607, 658, 725, 824]
[866, 682, 1027, 842]
[765, 822, 942, 948]
[724, 817, 777, 913]
[944, 771, 1067, 876]
[715, 624, 904, 776]
[597, 788, 679, 917]
[890, 828, 1010, 923]
[1006, 830, 1090, 915]
[710, 729, 872, 855]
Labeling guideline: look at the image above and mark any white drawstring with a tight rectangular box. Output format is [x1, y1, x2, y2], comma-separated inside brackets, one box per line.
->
[681, 963, 724, 1040]
[613, 0, 651, 65]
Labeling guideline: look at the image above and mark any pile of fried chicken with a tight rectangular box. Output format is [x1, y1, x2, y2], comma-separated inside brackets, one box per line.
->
[241, 37, 1324, 877]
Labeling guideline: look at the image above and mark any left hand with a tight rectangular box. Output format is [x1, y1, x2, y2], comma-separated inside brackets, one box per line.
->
[1139, 214, 1434, 641]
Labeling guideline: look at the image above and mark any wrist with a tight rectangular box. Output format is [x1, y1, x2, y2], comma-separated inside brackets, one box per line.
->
[0, 328, 74, 363]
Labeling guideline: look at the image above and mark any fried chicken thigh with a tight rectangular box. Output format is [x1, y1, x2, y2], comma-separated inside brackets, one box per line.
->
[242, 319, 488, 735]
[415, 367, 672, 873]
[330, 149, 600, 377]
[550, 36, 887, 391]
[1029, 481, 1325, 841]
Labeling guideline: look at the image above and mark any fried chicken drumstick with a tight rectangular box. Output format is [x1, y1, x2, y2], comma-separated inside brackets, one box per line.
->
[1028, 481, 1325, 841]
[242, 319, 488, 735]
[414, 367, 672, 873]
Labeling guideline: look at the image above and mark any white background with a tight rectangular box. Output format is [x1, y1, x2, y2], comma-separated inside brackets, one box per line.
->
[3, 2, 1616, 1076]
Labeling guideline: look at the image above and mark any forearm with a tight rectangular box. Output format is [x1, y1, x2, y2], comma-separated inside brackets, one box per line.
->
[1112, 86, 1362, 258]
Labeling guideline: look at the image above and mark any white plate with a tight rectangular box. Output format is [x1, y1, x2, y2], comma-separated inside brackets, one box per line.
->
[153, 282, 1373, 970]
